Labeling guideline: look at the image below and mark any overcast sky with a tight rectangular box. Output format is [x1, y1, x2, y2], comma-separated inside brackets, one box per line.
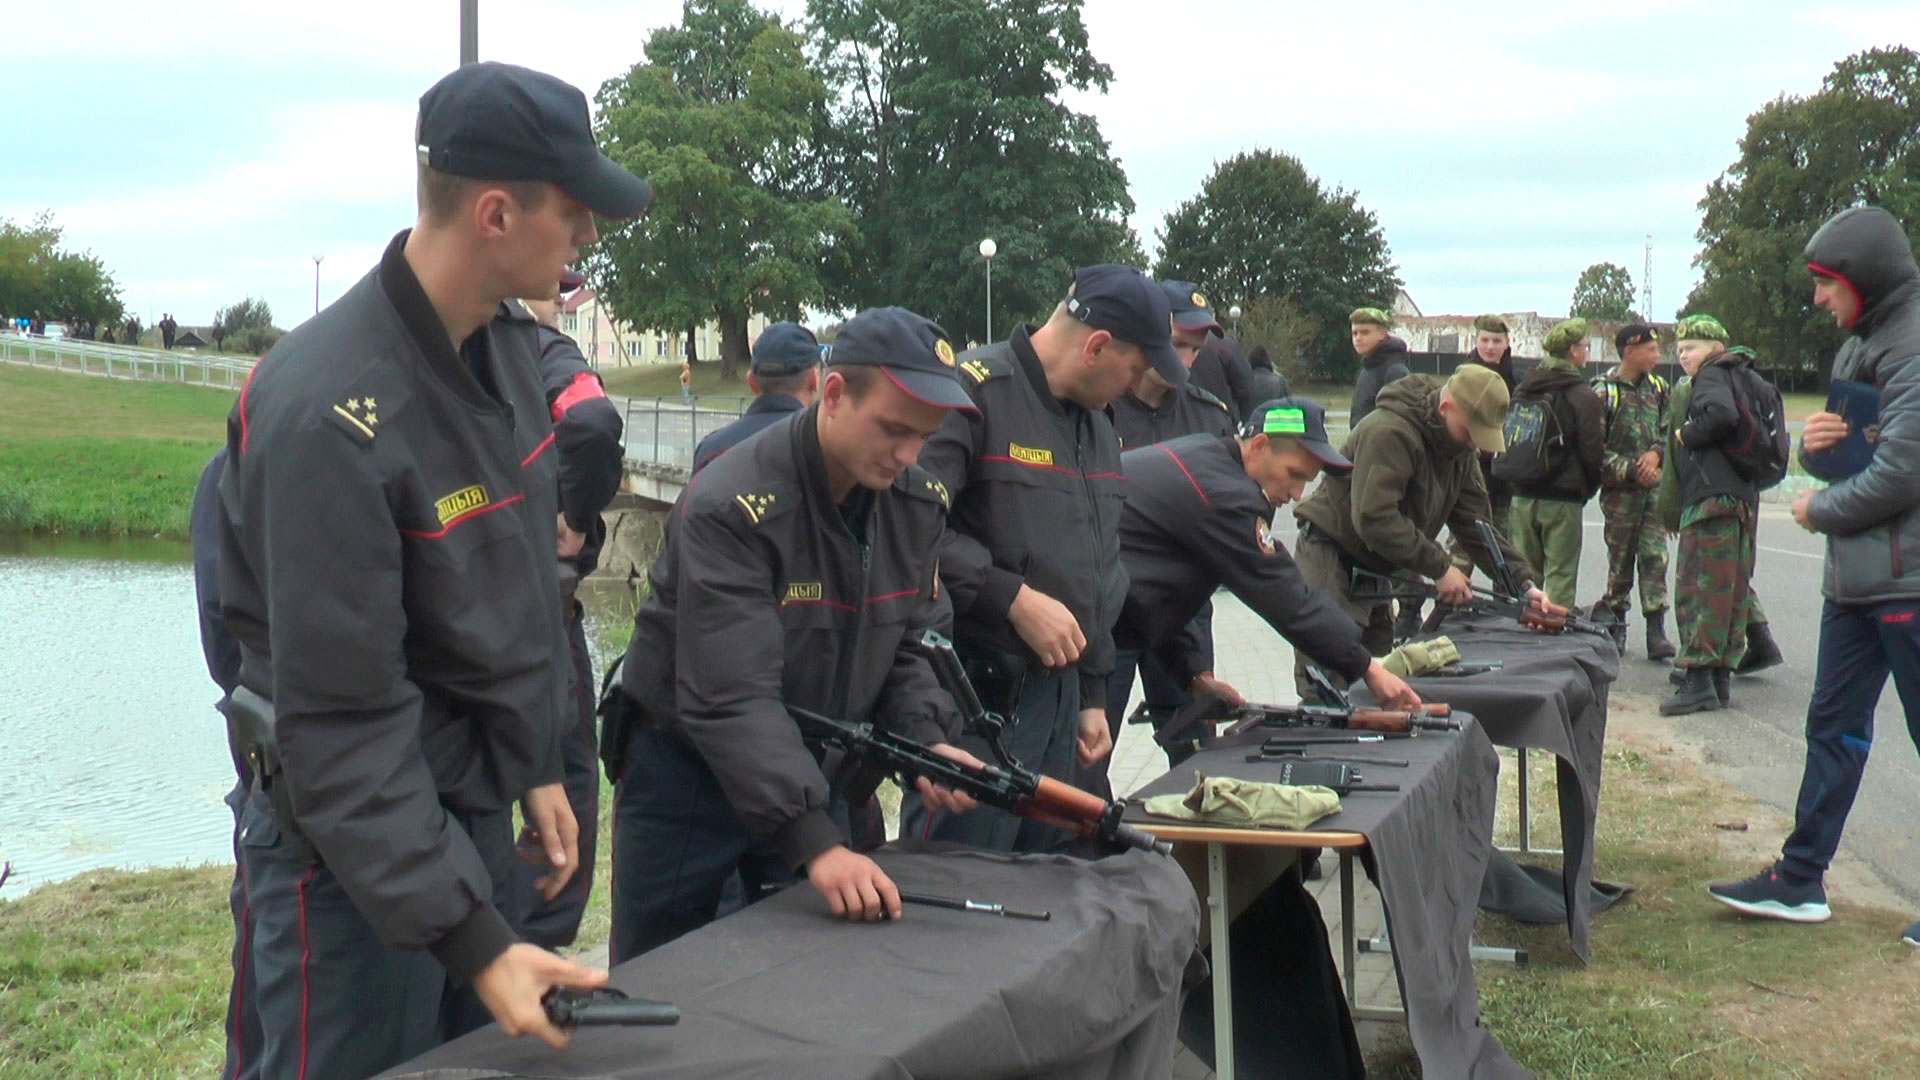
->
[5, 0, 1915, 330]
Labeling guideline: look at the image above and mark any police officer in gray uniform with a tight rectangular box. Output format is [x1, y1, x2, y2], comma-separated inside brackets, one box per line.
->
[904, 265, 1189, 852]
[607, 308, 983, 961]
[215, 63, 649, 1077]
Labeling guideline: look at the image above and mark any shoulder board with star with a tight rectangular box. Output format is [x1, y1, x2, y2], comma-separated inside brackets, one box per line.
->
[1186, 383, 1231, 413]
[955, 349, 1012, 388]
[725, 483, 801, 528]
[896, 464, 951, 509]
[328, 393, 386, 445]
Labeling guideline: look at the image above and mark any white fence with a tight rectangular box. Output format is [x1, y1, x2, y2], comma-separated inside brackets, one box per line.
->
[0, 333, 254, 390]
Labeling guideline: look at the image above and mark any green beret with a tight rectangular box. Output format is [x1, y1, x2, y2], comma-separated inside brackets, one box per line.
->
[1675, 314, 1730, 342]
[1542, 318, 1589, 357]
[1349, 307, 1393, 329]
[1472, 313, 1509, 335]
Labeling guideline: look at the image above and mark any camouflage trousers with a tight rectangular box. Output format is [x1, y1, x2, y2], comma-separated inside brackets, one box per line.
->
[1509, 497, 1586, 610]
[1598, 488, 1670, 615]
[1675, 498, 1756, 669]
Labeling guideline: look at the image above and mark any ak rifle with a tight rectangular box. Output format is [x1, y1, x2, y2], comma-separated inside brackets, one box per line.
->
[791, 631, 1173, 857]
[1350, 520, 1609, 638]
[1156, 665, 1458, 753]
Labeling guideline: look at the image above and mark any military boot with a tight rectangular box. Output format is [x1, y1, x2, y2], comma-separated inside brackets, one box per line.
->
[1661, 668, 1721, 716]
[1712, 667, 1731, 707]
[1645, 609, 1677, 662]
[1736, 622, 1784, 675]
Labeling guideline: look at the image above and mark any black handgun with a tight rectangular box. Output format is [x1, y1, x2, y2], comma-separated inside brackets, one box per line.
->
[542, 987, 681, 1028]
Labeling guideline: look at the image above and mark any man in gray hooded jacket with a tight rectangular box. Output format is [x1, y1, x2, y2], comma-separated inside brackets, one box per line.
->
[1709, 206, 1920, 946]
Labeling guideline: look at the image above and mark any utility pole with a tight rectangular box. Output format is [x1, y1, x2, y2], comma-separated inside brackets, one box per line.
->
[460, 0, 478, 65]
[313, 255, 325, 316]
[1643, 234, 1654, 322]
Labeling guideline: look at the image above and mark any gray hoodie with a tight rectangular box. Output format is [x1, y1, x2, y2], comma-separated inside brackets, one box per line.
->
[1803, 206, 1920, 604]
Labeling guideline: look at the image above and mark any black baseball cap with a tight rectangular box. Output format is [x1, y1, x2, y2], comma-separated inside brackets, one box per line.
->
[1615, 322, 1659, 351]
[750, 321, 821, 376]
[1160, 280, 1223, 333]
[1062, 265, 1186, 386]
[417, 62, 651, 219]
[826, 307, 977, 412]
[1241, 397, 1352, 473]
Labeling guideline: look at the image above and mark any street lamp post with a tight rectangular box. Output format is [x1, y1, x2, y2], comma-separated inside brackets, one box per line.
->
[1229, 303, 1242, 337]
[460, 0, 478, 65]
[978, 237, 997, 343]
[312, 255, 325, 316]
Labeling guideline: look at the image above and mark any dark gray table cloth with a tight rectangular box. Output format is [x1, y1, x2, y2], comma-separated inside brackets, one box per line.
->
[378, 846, 1201, 1080]
[1124, 716, 1532, 1080]
[1389, 612, 1621, 962]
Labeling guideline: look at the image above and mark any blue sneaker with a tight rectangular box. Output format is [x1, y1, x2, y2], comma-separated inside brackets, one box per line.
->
[1708, 866, 1831, 923]
[1902, 921, 1920, 947]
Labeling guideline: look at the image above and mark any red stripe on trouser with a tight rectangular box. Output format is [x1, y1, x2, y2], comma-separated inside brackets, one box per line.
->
[296, 865, 316, 1080]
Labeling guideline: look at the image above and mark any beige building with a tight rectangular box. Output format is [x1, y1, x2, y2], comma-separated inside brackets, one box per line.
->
[1389, 293, 1669, 367]
[557, 289, 771, 369]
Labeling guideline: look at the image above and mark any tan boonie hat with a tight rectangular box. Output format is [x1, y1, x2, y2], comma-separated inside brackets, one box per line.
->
[1446, 364, 1510, 453]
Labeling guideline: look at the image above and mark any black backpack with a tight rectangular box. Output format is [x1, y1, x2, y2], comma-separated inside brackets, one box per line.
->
[1491, 389, 1564, 486]
[1723, 363, 1791, 490]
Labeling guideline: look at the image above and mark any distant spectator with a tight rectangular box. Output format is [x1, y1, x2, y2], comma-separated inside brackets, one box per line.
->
[1247, 344, 1290, 405]
[125, 315, 141, 344]
[160, 313, 177, 349]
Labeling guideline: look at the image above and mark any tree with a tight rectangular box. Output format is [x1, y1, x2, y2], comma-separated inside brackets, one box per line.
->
[1688, 46, 1920, 379]
[1569, 262, 1639, 323]
[589, 0, 855, 379]
[0, 211, 123, 326]
[810, 0, 1141, 344]
[213, 297, 279, 354]
[1235, 293, 1321, 385]
[1153, 150, 1399, 381]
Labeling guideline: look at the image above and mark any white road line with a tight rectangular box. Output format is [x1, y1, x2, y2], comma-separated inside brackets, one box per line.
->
[1759, 544, 1823, 561]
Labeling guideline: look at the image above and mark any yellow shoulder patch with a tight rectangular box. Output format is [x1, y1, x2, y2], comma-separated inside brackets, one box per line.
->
[734, 491, 778, 525]
[330, 395, 381, 442]
[924, 476, 950, 508]
[960, 358, 992, 385]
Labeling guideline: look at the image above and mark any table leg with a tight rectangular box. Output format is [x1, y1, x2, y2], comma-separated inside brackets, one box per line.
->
[1498, 745, 1565, 858]
[1340, 850, 1355, 1008]
[1208, 842, 1235, 1080]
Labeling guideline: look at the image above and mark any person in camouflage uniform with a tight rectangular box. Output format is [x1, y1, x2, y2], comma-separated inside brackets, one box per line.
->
[1662, 314, 1760, 715]
[1656, 371, 1784, 687]
[1592, 322, 1674, 660]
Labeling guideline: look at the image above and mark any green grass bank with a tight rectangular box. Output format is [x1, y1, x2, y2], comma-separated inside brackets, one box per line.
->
[0, 365, 233, 539]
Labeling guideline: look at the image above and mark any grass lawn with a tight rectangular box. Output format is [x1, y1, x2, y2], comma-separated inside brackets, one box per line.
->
[1366, 719, 1920, 1078]
[0, 365, 233, 538]
[598, 361, 752, 401]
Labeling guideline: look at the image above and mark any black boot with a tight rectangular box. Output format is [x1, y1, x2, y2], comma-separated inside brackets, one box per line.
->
[1669, 666, 1685, 687]
[1645, 609, 1677, 662]
[1661, 668, 1721, 715]
[1736, 622, 1783, 675]
[1712, 667, 1731, 707]
[1394, 600, 1424, 644]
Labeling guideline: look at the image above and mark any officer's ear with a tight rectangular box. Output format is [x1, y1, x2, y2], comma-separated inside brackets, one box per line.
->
[746, 372, 763, 396]
[1082, 328, 1117, 367]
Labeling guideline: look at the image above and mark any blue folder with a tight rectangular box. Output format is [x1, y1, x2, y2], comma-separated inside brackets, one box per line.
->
[1800, 379, 1881, 481]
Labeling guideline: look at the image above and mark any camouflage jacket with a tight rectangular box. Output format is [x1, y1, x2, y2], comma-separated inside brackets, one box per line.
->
[1592, 367, 1668, 489]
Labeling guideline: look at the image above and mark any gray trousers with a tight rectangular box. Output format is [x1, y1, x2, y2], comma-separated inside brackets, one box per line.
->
[236, 791, 518, 1080]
